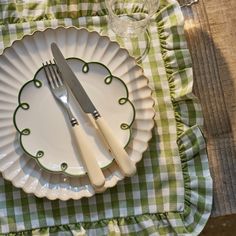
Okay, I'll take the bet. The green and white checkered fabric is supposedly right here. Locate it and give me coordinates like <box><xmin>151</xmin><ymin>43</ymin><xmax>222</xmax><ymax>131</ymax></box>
<box><xmin>0</xmin><ymin>0</ymin><xmax>212</xmax><ymax>235</ymax></box>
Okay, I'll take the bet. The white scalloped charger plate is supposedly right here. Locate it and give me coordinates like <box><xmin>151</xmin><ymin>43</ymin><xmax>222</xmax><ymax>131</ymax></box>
<box><xmin>0</xmin><ymin>27</ymin><xmax>155</xmax><ymax>200</ymax></box>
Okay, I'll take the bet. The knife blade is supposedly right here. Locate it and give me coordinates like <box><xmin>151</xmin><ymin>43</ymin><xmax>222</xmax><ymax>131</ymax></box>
<box><xmin>51</xmin><ymin>42</ymin><xmax>136</xmax><ymax>177</ymax></box>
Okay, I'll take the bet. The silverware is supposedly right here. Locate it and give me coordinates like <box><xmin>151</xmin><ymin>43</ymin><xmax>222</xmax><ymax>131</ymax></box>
<box><xmin>51</xmin><ymin>43</ymin><xmax>136</xmax><ymax>177</ymax></box>
<box><xmin>42</xmin><ymin>61</ymin><xmax>105</xmax><ymax>188</ymax></box>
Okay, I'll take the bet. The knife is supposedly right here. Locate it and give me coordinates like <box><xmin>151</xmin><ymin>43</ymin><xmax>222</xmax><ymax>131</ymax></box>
<box><xmin>51</xmin><ymin>42</ymin><xmax>136</xmax><ymax>177</ymax></box>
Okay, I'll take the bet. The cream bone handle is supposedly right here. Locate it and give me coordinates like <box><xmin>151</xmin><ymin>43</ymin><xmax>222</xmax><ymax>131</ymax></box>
<box><xmin>94</xmin><ymin>116</ymin><xmax>136</xmax><ymax>177</ymax></box>
<box><xmin>71</xmin><ymin>121</ymin><xmax>106</xmax><ymax>188</ymax></box>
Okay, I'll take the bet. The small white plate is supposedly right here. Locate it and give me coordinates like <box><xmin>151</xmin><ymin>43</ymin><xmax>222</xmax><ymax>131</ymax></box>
<box><xmin>13</xmin><ymin>58</ymin><xmax>135</xmax><ymax>176</ymax></box>
<box><xmin>0</xmin><ymin>27</ymin><xmax>155</xmax><ymax>200</ymax></box>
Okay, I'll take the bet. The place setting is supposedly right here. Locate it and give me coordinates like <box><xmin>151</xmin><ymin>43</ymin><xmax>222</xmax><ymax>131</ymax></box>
<box><xmin>1</xmin><ymin>24</ymin><xmax>155</xmax><ymax>199</ymax></box>
<box><xmin>0</xmin><ymin>0</ymin><xmax>213</xmax><ymax>235</ymax></box>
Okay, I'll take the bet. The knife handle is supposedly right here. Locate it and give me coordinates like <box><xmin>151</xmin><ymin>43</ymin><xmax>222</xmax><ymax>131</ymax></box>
<box><xmin>71</xmin><ymin>124</ymin><xmax>105</xmax><ymax>188</ymax></box>
<box><xmin>95</xmin><ymin>116</ymin><xmax>136</xmax><ymax>177</ymax></box>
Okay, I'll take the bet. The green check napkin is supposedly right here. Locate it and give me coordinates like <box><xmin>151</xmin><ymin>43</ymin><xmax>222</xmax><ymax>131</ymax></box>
<box><xmin>0</xmin><ymin>0</ymin><xmax>212</xmax><ymax>235</ymax></box>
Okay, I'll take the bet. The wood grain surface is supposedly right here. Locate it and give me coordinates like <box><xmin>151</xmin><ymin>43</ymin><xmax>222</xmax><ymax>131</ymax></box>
<box><xmin>178</xmin><ymin>0</ymin><xmax>236</xmax><ymax>219</ymax></box>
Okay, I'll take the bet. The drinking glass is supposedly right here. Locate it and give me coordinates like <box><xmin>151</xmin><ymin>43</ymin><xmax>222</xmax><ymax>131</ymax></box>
<box><xmin>105</xmin><ymin>0</ymin><xmax>160</xmax><ymax>62</ymax></box>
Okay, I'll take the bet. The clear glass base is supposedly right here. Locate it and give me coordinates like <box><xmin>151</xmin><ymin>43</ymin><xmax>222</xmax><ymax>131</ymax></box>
<box><xmin>102</xmin><ymin>22</ymin><xmax>151</xmax><ymax>63</ymax></box>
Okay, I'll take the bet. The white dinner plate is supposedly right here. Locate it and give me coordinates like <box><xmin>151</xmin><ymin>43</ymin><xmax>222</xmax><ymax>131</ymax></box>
<box><xmin>0</xmin><ymin>26</ymin><xmax>155</xmax><ymax>200</ymax></box>
<box><xmin>13</xmin><ymin>58</ymin><xmax>135</xmax><ymax>176</ymax></box>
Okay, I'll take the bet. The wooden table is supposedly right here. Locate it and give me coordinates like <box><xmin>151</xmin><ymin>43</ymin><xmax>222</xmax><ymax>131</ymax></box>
<box><xmin>178</xmin><ymin>0</ymin><xmax>236</xmax><ymax>234</ymax></box>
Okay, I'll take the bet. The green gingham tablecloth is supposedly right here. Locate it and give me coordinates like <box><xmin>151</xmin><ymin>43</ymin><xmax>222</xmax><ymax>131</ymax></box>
<box><xmin>0</xmin><ymin>0</ymin><xmax>213</xmax><ymax>235</ymax></box>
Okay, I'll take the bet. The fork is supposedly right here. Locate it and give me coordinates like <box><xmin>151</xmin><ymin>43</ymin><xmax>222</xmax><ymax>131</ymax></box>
<box><xmin>42</xmin><ymin>61</ymin><xmax>105</xmax><ymax>188</ymax></box>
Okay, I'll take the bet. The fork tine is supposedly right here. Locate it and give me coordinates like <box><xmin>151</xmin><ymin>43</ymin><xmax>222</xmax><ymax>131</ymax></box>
<box><xmin>46</xmin><ymin>61</ymin><xmax>58</xmax><ymax>88</ymax></box>
<box><xmin>49</xmin><ymin>60</ymin><xmax>63</xmax><ymax>86</ymax></box>
<box><xmin>42</xmin><ymin>62</ymin><xmax>53</xmax><ymax>89</ymax></box>
<box><xmin>52</xmin><ymin>59</ymin><xmax>64</xmax><ymax>85</ymax></box>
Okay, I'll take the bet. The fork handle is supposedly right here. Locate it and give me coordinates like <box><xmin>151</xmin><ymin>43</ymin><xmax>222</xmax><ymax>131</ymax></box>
<box><xmin>95</xmin><ymin>116</ymin><xmax>136</xmax><ymax>177</ymax></box>
<box><xmin>71</xmin><ymin>124</ymin><xmax>105</xmax><ymax>188</ymax></box>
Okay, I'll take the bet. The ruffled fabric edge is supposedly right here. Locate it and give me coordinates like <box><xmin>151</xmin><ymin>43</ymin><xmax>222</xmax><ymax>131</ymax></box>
<box><xmin>4</xmin><ymin>1</ymin><xmax>213</xmax><ymax>236</ymax></box>
<box><xmin>155</xmin><ymin>1</ymin><xmax>213</xmax><ymax>235</ymax></box>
